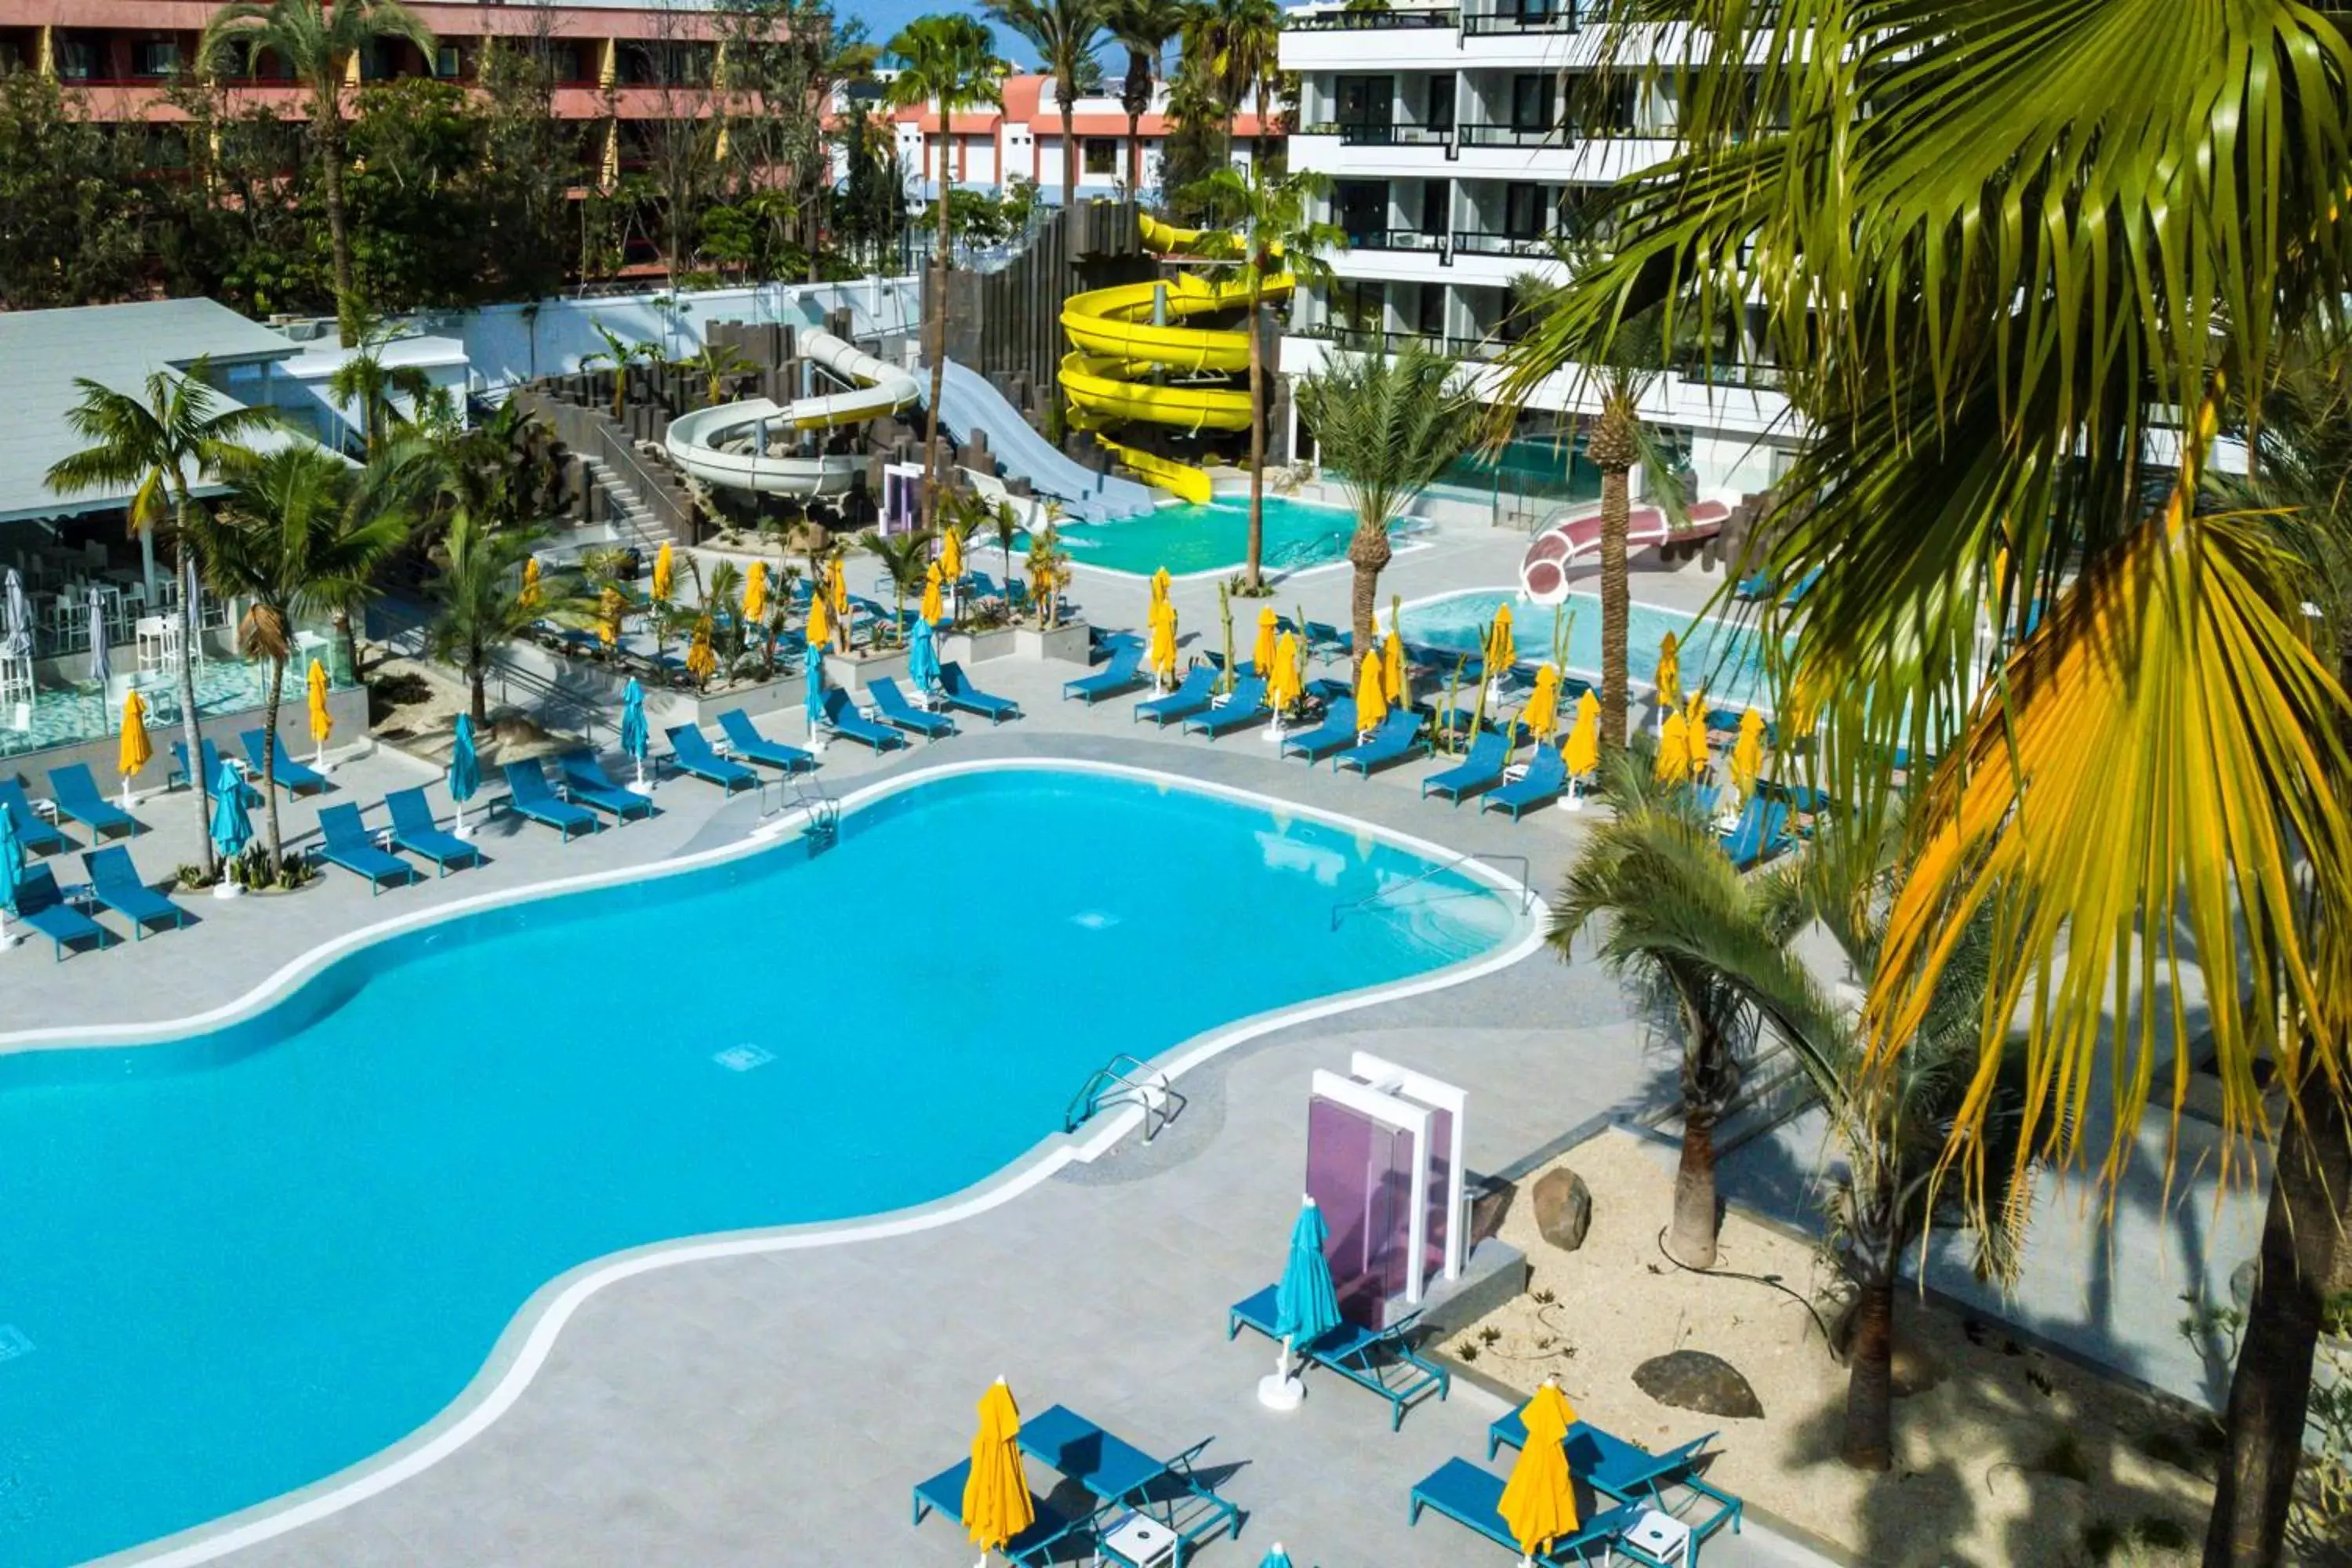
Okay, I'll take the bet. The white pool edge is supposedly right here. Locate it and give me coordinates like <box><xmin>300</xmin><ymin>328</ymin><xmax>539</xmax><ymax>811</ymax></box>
<box><xmin>82</xmin><ymin>755</ymin><xmax>1548</xmax><ymax>1567</ymax></box>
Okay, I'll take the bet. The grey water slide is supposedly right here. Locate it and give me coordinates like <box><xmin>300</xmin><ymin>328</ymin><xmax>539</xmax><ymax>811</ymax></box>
<box><xmin>925</xmin><ymin>358</ymin><xmax>1155</xmax><ymax>523</ymax></box>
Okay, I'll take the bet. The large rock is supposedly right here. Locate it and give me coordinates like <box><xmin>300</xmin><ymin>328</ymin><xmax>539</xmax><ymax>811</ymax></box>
<box><xmin>1530</xmin><ymin>1168</ymin><xmax>1592</xmax><ymax>1253</ymax></box>
<box><xmin>1632</xmin><ymin>1350</ymin><xmax>1766</xmax><ymax>1420</ymax></box>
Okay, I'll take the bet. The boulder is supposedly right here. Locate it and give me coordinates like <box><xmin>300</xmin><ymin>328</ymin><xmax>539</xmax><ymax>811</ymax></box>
<box><xmin>1530</xmin><ymin>1168</ymin><xmax>1592</xmax><ymax>1253</ymax></box>
<box><xmin>1632</xmin><ymin>1350</ymin><xmax>1765</xmax><ymax>1420</ymax></box>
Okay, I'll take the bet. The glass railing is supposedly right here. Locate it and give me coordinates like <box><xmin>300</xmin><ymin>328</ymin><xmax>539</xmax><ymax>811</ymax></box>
<box><xmin>1345</xmin><ymin>227</ymin><xmax>1452</xmax><ymax>253</ymax></box>
<box><xmin>1460</xmin><ymin>2</ymin><xmax>1579</xmax><ymax>31</ymax></box>
<box><xmin>1454</xmin><ymin>123</ymin><xmax>1569</xmax><ymax>148</ymax></box>
<box><xmin>1286</xmin><ymin>6</ymin><xmax>1461</xmax><ymax>29</ymax></box>
<box><xmin>1294</xmin><ymin>321</ymin><xmax>1504</xmax><ymax>361</ymax></box>
<box><xmin>1451</xmin><ymin>229</ymin><xmax>1569</xmax><ymax>258</ymax></box>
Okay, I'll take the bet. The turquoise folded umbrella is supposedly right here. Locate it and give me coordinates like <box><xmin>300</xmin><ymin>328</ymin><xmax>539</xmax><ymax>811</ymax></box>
<box><xmin>449</xmin><ymin>713</ymin><xmax>480</xmax><ymax>805</ymax></box>
<box><xmin>209</xmin><ymin>757</ymin><xmax>251</xmax><ymax>864</ymax></box>
<box><xmin>907</xmin><ymin>615</ymin><xmax>941</xmax><ymax>695</ymax></box>
<box><xmin>804</xmin><ymin>643</ymin><xmax>826</xmax><ymax>731</ymax></box>
<box><xmin>620</xmin><ymin>678</ymin><xmax>649</xmax><ymax>771</ymax></box>
<box><xmin>1257</xmin><ymin>1548</ymin><xmax>1295</xmax><ymax>1568</ymax></box>
<box><xmin>0</xmin><ymin>806</ymin><xmax>21</xmax><ymax>916</ymax></box>
<box><xmin>1275</xmin><ymin>1196</ymin><xmax>1341</xmax><ymax>1354</ymax></box>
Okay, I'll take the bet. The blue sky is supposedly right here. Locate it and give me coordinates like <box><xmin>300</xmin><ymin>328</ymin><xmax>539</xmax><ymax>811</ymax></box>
<box><xmin>847</xmin><ymin>1</ymin><xmax>1044</xmax><ymax>67</ymax></box>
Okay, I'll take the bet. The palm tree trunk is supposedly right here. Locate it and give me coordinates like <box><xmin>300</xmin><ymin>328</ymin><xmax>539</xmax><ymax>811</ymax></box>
<box><xmin>317</xmin><ymin>99</ymin><xmax>359</xmax><ymax>349</ymax></box>
<box><xmin>171</xmin><ymin>510</ymin><xmax>215</xmax><ymax>878</ymax></box>
<box><xmin>470</xmin><ymin>655</ymin><xmax>489</xmax><ymax>726</ymax></box>
<box><xmin>1127</xmin><ymin>107</ymin><xmax>1143</xmax><ymax>191</ymax></box>
<box><xmin>1246</xmin><ymin>278</ymin><xmax>1266</xmax><ymax>591</ymax></box>
<box><xmin>2204</xmin><ymin>1075</ymin><xmax>2352</xmax><ymax>1566</ymax></box>
<box><xmin>1346</xmin><ymin>519</ymin><xmax>1390</xmax><ymax>657</ymax></box>
<box><xmin>261</xmin><ymin>656</ymin><xmax>285</xmax><ymax>873</ymax></box>
<box><xmin>335</xmin><ymin>608</ymin><xmax>361</xmax><ymax>685</ymax></box>
<box><xmin>1062</xmin><ymin>96</ymin><xmax>1079</xmax><ymax>208</ymax></box>
<box><xmin>1671</xmin><ymin>1107</ymin><xmax>1719</xmax><ymax>1269</ymax></box>
<box><xmin>1599</xmin><ymin>463</ymin><xmax>1631</xmax><ymax>749</ymax></box>
<box><xmin>921</xmin><ymin>124</ymin><xmax>951</xmax><ymax>519</ymax></box>
<box><xmin>1841</xmin><ymin>1273</ymin><xmax>1895</xmax><ymax>1472</ymax></box>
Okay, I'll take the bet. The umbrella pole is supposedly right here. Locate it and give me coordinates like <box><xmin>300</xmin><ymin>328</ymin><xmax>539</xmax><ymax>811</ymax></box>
<box><xmin>1257</xmin><ymin>1334</ymin><xmax>1305</xmax><ymax>1411</ymax></box>
<box><xmin>454</xmin><ymin>799</ymin><xmax>470</xmax><ymax>840</ymax></box>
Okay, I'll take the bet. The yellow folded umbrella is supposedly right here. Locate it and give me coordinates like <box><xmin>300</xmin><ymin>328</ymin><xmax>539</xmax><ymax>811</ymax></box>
<box><xmin>1252</xmin><ymin>606</ymin><xmax>1278</xmax><ymax>676</ymax></box>
<box><xmin>1486</xmin><ymin>602</ymin><xmax>1515</xmax><ymax>673</ymax></box>
<box><xmin>1731</xmin><ymin>707</ymin><xmax>1767</xmax><ymax>796</ymax></box>
<box><xmin>1656</xmin><ymin>630</ymin><xmax>1682</xmax><ymax>710</ymax></box>
<box><xmin>1150</xmin><ymin>565</ymin><xmax>1171</xmax><ymax>607</ymax></box>
<box><xmin>1268</xmin><ymin>630</ymin><xmax>1302</xmax><ymax>711</ymax></box>
<box><xmin>686</xmin><ymin>616</ymin><xmax>716</xmax><ymax>684</ymax></box>
<box><xmin>827</xmin><ymin>555</ymin><xmax>848</xmax><ymax>620</ymax></box>
<box><xmin>519</xmin><ymin>556</ymin><xmax>540</xmax><ymax>610</ymax></box>
<box><xmin>1656</xmin><ymin>710</ymin><xmax>1693</xmax><ymax>783</ymax></box>
<box><xmin>1355</xmin><ymin>651</ymin><xmax>1389</xmax><ymax>732</ymax></box>
<box><xmin>1381</xmin><ymin>630</ymin><xmax>1406</xmax><ymax>708</ymax></box>
<box><xmin>598</xmin><ymin>586</ymin><xmax>623</xmax><ymax>649</ymax></box>
<box><xmin>1561</xmin><ymin>689</ymin><xmax>1600</xmax><ymax>779</ymax></box>
<box><xmin>805</xmin><ymin>589</ymin><xmax>832</xmax><ymax>652</ymax></box>
<box><xmin>744</xmin><ymin>561</ymin><xmax>768</xmax><ymax>624</ymax></box>
<box><xmin>960</xmin><ymin>1378</ymin><xmax>1036</xmax><ymax>1558</ymax></box>
<box><xmin>942</xmin><ymin>528</ymin><xmax>964</xmax><ymax>581</ymax></box>
<box><xmin>1683</xmin><ymin>691</ymin><xmax>1710</xmax><ymax>776</ymax></box>
<box><xmin>652</xmin><ymin>543</ymin><xmax>674</xmax><ymax>604</ymax></box>
<box><xmin>1522</xmin><ymin>664</ymin><xmax>1562</xmax><ymax>741</ymax></box>
<box><xmin>920</xmin><ymin>561</ymin><xmax>944</xmax><ymax>625</ymax></box>
<box><xmin>307</xmin><ymin>658</ymin><xmax>333</xmax><ymax>748</ymax></box>
<box><xmin>118</xmin><ymin>691</ymin><xmax>151</xmax><ymax>781</ymax></box>
<box><xmin>1146</xmin><ymin>599</ymin><xmax>1178</xmax><ymax>681</ymax></box>
<box><xmin>1498</xmin><ymin>1381</ymin><xmax>1581</xmax><ymax>1556</ymax></box>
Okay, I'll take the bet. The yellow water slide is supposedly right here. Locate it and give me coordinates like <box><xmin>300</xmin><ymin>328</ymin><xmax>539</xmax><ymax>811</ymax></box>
<box><xmin>1057</xmin><ymin>216</ymin><xmax>1291</xmax><ymax>503</ymax></box>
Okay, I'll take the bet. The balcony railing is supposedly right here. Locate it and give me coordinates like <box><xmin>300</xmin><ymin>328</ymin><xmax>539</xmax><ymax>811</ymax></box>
<box><xmin>1454</xmin><ymin>122</ymin><xmax>1569</xmax><ymax>149</ymax></box>
<box><xmin>1287</xmin><ymin>5</ymin><xmax>1461</xmax><ymax>28</ymax></box>
<box><xmin>1298</xmin><ymin>122</ymin><xmax>1453</xmax><ymax>147</ymax></box>
<box><xmin>1460</xmin><ymin>4</ymin><xmax>1581</xmax><ymax>34</ymax></box>
<box><xmin>1295</xmin><ymin>321</ymin><xmax>1504</xmax><ymax>361</ymax></box>
<box><xmin>1342</xmin><ymin>227</ymin><xmax>1451</xmax><ymax>254</ymax></box>
<box><xmin>1451</xmin><ymin>228</ymin><xmax>1570</xmax><ymax>259</ymax></box>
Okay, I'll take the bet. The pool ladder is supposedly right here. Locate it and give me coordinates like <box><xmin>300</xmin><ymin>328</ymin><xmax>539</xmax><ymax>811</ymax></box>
<box><xmin>1330</xmin><ymin>851</ymin><xmax>1535</xmax><ymax>931</ymax></box>
<box><xmin>762</xmin><ymin>775</ymin><xmax>840</xmax><ymax>849</ymax></box>
<box><xmin>1065</xmin><ymin>1054</ymin><xmax>1185</xmax><ymax>1143</ymax></box>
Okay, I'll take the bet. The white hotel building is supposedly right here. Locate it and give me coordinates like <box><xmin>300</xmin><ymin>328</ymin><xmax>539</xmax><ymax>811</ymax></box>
<box><xmin>1278</xmin><ymin>1</ymin><xmax>1798</xmax><ymax>512</ymax></box>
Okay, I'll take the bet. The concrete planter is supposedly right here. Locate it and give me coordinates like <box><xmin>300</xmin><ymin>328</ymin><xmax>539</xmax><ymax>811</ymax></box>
<box><xmin>822</xmin><ymin>647</ymin><xmax>909</xmax><ymax>692</ymax></box>
<box><xmin>689</xmin><ymin>668</ymin><xmax>805</xmax><ymax>724</ymax></box>
<box><xmin>942</xmin><ymin>628</ymin><xmax>1019</xmax><ymax>666</ymax></box>
<box><xmin>1014</xmin><ymin>621</ymin><xmax>1092</xmax><ymax>664</ymax></box>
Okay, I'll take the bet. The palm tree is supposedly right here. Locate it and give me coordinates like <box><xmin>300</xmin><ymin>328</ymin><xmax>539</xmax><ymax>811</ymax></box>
<box><xmin>1294</xmin><ymin>343</ymin><xmax>1476</xmax><ymax>656</ymax></box>
<box><xmin>1500</xmin><ymin>7</ymin><xmax>2352</xmax><ymax>1555</ymax></box>
<box><xmin>886</xmin><ymin>16</ymin><xmax>1009</xmax><ymax>520</ymax></box>
<box><xmin>677</xmin><ymin>339</ymin><xmax>755</xmax><ymax>408</ymax></box>
<box><xmin>580</xmin><ymin>320</ymin><xmax>662</xmax><ymax>423</ymax></box>
<box><xmin>983</xmin><ymin>0</ymin><xmax>1106</xmax><ymax>208</ymax></box>
<box><xmin>198</xmin><ymin>0</ymin><xmax>437</xmax><ymax>347</ymax></box>
<box><xmin>1188</xmin><ymin>163</ymin><xmax>1343</xmax><ymax>592</ymax></box>
<box><xmin>1183</xmin><ymin>0</ymin><xmax>1279</xmax><ymax>165</ymax></box>
<box><xmin>860</xmin><ymin>526</ymin><xmax>935</xmax><ymax>644</ymax></box>
<box><xmin>185</xmin><ymin>447</ymin><xmax>409</xmax><ymax>869</ymax></box>
<box><xmin>325</xmin><ymin>327</ymin><xmax>445</xmax><ymax>458</ymax></box>
<box><xmin>1026</xmin><ymin>523</ymin><xmax>1071</xmax><ymax>627</ymax></box>
<box><xmin>426</xmin><ymin>510</ymin><xmax>581</xmax><ymax>726</ymax></box>
<box><xmin>1105</xmin><ymin>0</ymin><xmax>1182</xmax><ymax>192</ymax></box>
<box><xmin>987</xmin><ymin>496</ymin><xmax>1023</xmax><ymax>586</ymax></box>
<box><xmin>44</xmin><ymin>358</ymin><xmax>281</xmax><ymax>877</ymax></box>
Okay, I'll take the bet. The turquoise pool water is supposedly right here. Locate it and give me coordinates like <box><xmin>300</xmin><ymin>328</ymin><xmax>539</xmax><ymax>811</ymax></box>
<box><xmin>1040</xmin><ymin>496</ymin><xmax>1410</xmax><ymax>577</ymax></box>
<box><xmin>1398</xmin><ymin>588</ymin><xmax>1781</xmax><ymax>710</ymax></box>
<box><xmin>0</xmin><ymin>768</ymin><xmax>1518</xmax><ymax>1565</ymax></box>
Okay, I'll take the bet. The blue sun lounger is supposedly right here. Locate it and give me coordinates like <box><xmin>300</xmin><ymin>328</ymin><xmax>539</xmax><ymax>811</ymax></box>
<box><xmin>558</xmin><ymin>750</ymin><xmax>657</xmax><ymax>819</ymax></box>
<box><xmin>1064</xmin><ymin>643</ymin><xmax>1146</xmax><ymax>704</ymax></box>
<box><xmin>715</xmin><ymin>709</ymin><xmax>815</xmax><ymax>772</ymax></box>
<box><xmin>1722</xmin><ymin>797</ymin><xmax>1794</xmax><ymax>869</ymax></box>
<box><xmin>83</xmin><ymin>846</ymin><xmax>190</xmax><ymax>938</ymax></box>
<box><xmin>1182</xmin><ymin>673</ymin><xmax>1269</xmax><ymax>739</ymax></box>
<box><xmin>868</xmin><ymin>676</ymin><xmax>956</xmax><ymax>739</ymax></box>
<box><xmin>1483</xmin><ymin>745</ymin><xmax>1570</xmax><ymax>820</ymax></box>
<box><xmin>0</xmin><ymin>779</ymin><xmax>67</xmax><ymax>855</ymax></box>
<box><xmin>1229</xmin><ymin>1284</ymin><xmax>1450</xmax><ymax>1430</ymax></box>
<box><xmin>1408</xmin><ymin>1457</ymin><xmax>1650</xmax><ymax>1565</ymax></box>
<box><xmin>47</xmin><ymin>764</ymin><xmax>138</xmax><ymax>839</ymax></box>
<box><xmin>171</xmin><ymin>740</ymin><xmax>261</xmax><ymax>805</ymax></box>
<box><xmin>1422</xmin><ymin>730</ymin><xmax>1510</xmax><ymax>803</ymax></box>
<box><xmin>1488</xmin><ymin>1404</ymin><xmax>1744</xmax><ymax>1547</ymax></box>
<box><xmin>912</xmin><ymin>1460</ymin><xmax>1090</xmax><ymax>1566</ymax></box>
<box><xmin>938</xmin><ymin>662</ymin><xmax>1019</xmax><ymax>724</ymax></box>
<box><xmin>1019</xmin><ymin>1404</ymin><xmax>1245</xmax><ymax>1557</ymax></box>
<box><xmin>1134</xmin><ymin>664</ymin><xmax>1217</xmax><ymax>727</ymax></box>
<box><xmin>316</xmin><ymin>804</ymin><xmax>421</xmax><ymax>895</ymax></box>
<box><xmin>1333</xmin><ymin>712</ymin><xmax>1429</xmax><ymax>779</ymax></box>
<box><xmin>1279</xmin><ymin>698</ymin><xmax>1359</xmax><ymax>763</ymax></box>
<box><xmin>1303</xmin><ymin>619</ymin><xmax>1352</xmax><ymax>658</ymax></box>
<box><xmin>12</xmin><ymin>863</ymin><xmax>110</xmax><ymax>960</ymax></box>
<box><xmin>501</xmin><ymin>760</ymin><xmax>598</xmax><ymax>840</ymax></box>
<box><xmin>664</xmin><ymin>725</ymin><xmax>759</xmax><ymax>793</ymax></box>
<box><xmin>384</xmin><ymin>788</ymin><xmax>483</xmax><ymax>876</ymax></box>
<box><xmin>240</xmin><ymin>729</ymin><xmax>328</xmax><ymax>796</ymax></box>
<box><xmin>819</xmin><ymin>688</ymin><xmax>910</xmax><ymax>751</ymax></box>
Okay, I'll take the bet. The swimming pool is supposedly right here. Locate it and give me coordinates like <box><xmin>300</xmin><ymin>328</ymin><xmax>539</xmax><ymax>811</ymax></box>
<box><xmin>1036</xmin><ymin>495</ymin><xmax>1413</xmax><ymax>578</ymax></box>
<box><xmin>1397</xmin><ymin>588</ymin><xmax>1782</xmax><ymax>710</ymax></box>
<box><xmin>0</xmin><ymin>766</ymin><xmax>1523</xmax><ymax>1565</ymax></box>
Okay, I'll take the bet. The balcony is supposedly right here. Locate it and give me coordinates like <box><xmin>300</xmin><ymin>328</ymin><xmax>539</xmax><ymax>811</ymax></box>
<box><xmin>1287</xmin><ymin>6</ymin><xmax>1461</xmax><ymax>29</ymax></box>
<box><xmin>1454</xmin><ymin>123</ymin><xmax>1566</xmax><ymax>150</ymax></box>
<box><xmin>1294</xmin><ymin>321</ymin><xmax>1503</xmax><ymax>361</ymax></box>
<box><xmin>1451</xmin><ymin>229</ymin><xmax>1565</xmax><ymax>259</ymax></box>
<box><xmin>1341</xmin><ymin>227</ymin><xmax>1452</xmax><ymax>256</ymax></box>
<box><xmin>1460</xmin><ymin>2</ymin><xmax>1581</xmax><ymax>34</ymax></box>
<box><xmin>1298</xmin><ymin>122</ymin><xmax>1453</xmax><ymax>148</ymax></box>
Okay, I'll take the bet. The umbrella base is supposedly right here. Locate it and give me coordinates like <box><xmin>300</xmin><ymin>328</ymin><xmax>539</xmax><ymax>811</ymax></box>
<box><xmin>211</xmin><ymin>882</ymin><xmax>244</xmax><ymax>901</ymax></box>
<box><xmin>1256</xmin><ymin>1374</ymin><xmax>1305</xmax><ymax>1412</ymax></box>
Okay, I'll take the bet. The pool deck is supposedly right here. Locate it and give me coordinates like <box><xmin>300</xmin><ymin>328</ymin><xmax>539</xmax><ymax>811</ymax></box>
<box><xmin>7</xmin><ymin>522</ymin><xmax>2230</xmax><ymax>1566</ymax></box>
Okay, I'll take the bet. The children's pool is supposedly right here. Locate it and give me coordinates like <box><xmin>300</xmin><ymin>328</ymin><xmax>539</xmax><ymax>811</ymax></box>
<box><xmin>1037</xmin><ymin>495</ymin><xmax>1419</xmax><ymax>578</ymax></box>
<box><xmin>1398</xmin><ymin>588</ymin><xmax>1782</xmax><ymax>710</ymax></box>
<box><xmin>0</xmin><ymin>766</ymin><xmax>1523</xmax><ymax>1565</ymax></box>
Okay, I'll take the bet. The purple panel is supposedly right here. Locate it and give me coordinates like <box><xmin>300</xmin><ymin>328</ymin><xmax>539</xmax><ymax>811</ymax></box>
<box><xmin>1424</xmin><ymin>1104</ymin><xmax>1453</xmax><ymax>1284</ymax></box>
<box><xmin>1306</xmin><ymin>1095</ymin><xmax>1411</xmax><ymax>1329</ymax></box>
<box><xmin>1370</xmin><ymin>1118</ymin><xmax>1414</xmax><ymax>1325</ymax></box>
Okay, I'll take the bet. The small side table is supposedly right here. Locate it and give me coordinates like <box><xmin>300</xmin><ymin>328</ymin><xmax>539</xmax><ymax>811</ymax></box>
<box><xmin>1626</xmin><ymin>1508</ymin><xmax>1694</xmax><ymax>1568</ymax></box>
<box><xmin>1094</xmin><ymin>1511</ymin><xmax>1178</xmax><ymax>1568</ymax></box>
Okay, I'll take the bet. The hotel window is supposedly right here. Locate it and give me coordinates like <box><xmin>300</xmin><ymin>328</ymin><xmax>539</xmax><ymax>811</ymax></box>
<box><xmin>1503</xmin><ymin>182</ymin><xmax>1545</xmax><ymax>240</ymax></box>
<box><xmin>434</xmin><ymin>45</ymin><xmax>461</xmax><ymax>78</ymax></box>
<box><xmin>1416</xmin><ymin>283</ymin><xmax>1446</xmax><ymax>339</ymax></box>
<box><xmin>1508</xmin><ymin>74</ymin><xmax>1552</xmax><ymax>134</ymax></box>
<box><xmin>50</xmin><ymin>34</ymin><xmax>98</xmax><ymax>80</ymax></box>
<box><xmin>1419</xmin><ymin>179</ymin><xmax>1450</xmax><ymax>238</ymax></box>
<box><xmin>1083</xmin><ymin>137</ymin><xmax>1116</xmax><ymax>176</ymax></box>
<box><xmin>1425</xmin><ymin>75</ymin><xmax>1454</xmax><ymax>132</ymax></box>
<box><xmin>132</xmin><ymin>38</ymin><xmax>180</xmax><ymax>78</ymax></box>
